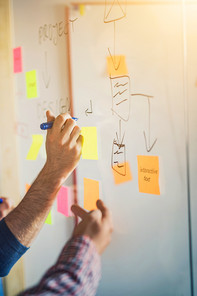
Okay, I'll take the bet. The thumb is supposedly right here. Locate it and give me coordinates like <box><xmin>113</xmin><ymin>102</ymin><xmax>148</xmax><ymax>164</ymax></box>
<box><xmin>46</xmin><ymin>110</ymin><xmax>55</xmax><ymax>122</ymax></box>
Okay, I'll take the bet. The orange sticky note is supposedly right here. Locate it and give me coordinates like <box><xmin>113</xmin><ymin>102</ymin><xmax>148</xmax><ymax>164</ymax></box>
<box><xmin>25</xmin><ymin>184</ymin><xmax>31</xmax><ymax>192</ymax></box>
<box><xmin>137</xmin><ymin>155</ymin><xmax>160</xmax><ymax>195</ymax></box>
<box><xmin>107</xmin><ymin>55</ymin><xmax>128</xmax><ymax>77</ymax></box>
<box><xmin>84</xmin><ymin>178</ymin><xmax>99</xmax><ymax>211</ymax></box>
<box><xmin>112</xmin><ymin>162</ymin><xmax>132</xmax><ymax>185</ymax></box>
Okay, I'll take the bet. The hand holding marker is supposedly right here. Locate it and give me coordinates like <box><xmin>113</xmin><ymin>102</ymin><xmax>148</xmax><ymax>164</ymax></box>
<box><xmin>40</xmin><ymin>117</ymin><xmax>78</xmax><ymax>130</ymax></box>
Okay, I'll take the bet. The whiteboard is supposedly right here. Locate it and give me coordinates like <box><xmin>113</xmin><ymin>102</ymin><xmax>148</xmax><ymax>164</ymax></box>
<box><xmin>69</xmin><ymin>2</ymin><xmax>196</xmax><ymax>296</ymax></box>
<box><xmin>12</xmin><ymin>0</ymin><xmax>197</xmax><ymax>295</ymax></box>
<box><xmin>12</xmin><ymin>0</ymin><xmax>76</xmax><ymax>288</ymax></box>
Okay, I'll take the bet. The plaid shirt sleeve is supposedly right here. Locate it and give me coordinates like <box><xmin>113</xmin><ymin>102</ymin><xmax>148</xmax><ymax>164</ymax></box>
<box><xmin>19</xmin><ymin>236</ymin><xmax>101</xmax><ymax>296</ymax></box>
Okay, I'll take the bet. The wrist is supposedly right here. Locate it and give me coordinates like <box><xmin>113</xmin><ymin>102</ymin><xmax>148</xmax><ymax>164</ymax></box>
<box><xmin>43</xmin><ymin>161</ymin><xmax>70</xmax><ymax>185</ymax></box>
<box><xmin>24</xmin><ymin>162</ymin><xmax>71</xmax><ymax>206</ymax></box>
<box><xmin>36</xmin><ymin>164</ymin><xmax>63</xmax><ymax>195</ymax></box>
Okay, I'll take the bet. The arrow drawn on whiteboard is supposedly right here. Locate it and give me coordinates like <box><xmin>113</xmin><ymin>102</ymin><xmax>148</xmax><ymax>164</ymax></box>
<box><xmin>108</xmin><ymin>22</ymin><xmax>121</xmax><ymax>71</ymax></box>
<box><xmin>143</xmin><ymin>96</ymin><xmax>157</xmax><ymax>152</ymax></box>
<box><xmin>131</xmin><ymin>93</ymin><xmax>157</xmax><ymax>152</ymax></box>
<box><xmin>85</xmin><ymin>100</ymin><xmax>93</xmax><ymax>116</ymax></box>
<box><xmin>42</xmin><ymin>51</ymin><xmax>50</xmax><ymax>88</ymax></box>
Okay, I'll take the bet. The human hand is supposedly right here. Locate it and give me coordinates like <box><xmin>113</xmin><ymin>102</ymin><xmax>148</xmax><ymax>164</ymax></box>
<box><xmin>71</xmin><ymin>200</ymin><xmax>113</xmax><ymax>254</ymax></box>
<box><xmin>0</xmin><ymin>197</ymin><xmax>14</xmax><ymax>221</ymax></box>
<box><xmin>44</xmin><ymin>110</ymin><xmax>83</xmax><ymax>185</ymax></box>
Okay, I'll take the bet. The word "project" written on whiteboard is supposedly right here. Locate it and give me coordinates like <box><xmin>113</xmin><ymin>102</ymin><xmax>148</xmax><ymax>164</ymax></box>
<box><xmin>38</xmin><ymin>18</ymin><xmax>78</xmax><ymax>45</ymax></box>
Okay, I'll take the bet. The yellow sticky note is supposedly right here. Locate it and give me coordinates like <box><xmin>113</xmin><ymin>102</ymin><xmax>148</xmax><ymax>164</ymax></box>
<box><xmin>112</xmin><ymin>162</ymin><xmax>132</xmax><ymax>185</ymax></box>
<box><xmin>45</xmin><ymin>211</ymin><xmax>53</xmax><ymax>225</ymax></box>
<box><xmin>137</xmin><ymin>155</ymin><xmax>160</xmax><ymax>195</ymax></box>
<box><xmin>84</xmin><ymin>178</ymin><xmax>99</xmax><ymax>211</ymax></box>
<box><xmin>26</xmin><ymin>70</ymin><xmax>38</xmax><ymax>98</ymax></box>
<box><xmin>107</xmin><ymin>55</ymin><xmax>128</xmax><ymax>77</ymax></box>
<box><xmin>79</xmin><ymin>4</ymin><xmax>85</xmax><ymax>16</ymax></box>
<box><xmin>26</xmin><ymin>135</ymin><xmax>43</xmax><ymax>160</ymax></box>
<box><xmin>25</xmin><ymin>184</ymin><xmax>31</xmax><ymax>193</ymax></box>
<box><xmin>81</xmin><ymin>127</ymin><xmax>98</xmax><ymax>160</ymax></box>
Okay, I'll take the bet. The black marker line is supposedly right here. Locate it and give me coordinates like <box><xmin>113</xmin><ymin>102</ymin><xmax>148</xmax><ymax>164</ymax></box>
<box><xmin>113</xmin><ymin>88</ymin><xmax>128</xmax><ymax>98</ymax></box>
<box><xmin>114</xmin><ymin>82</ymin><xmax>128</xmax><ymax>87</ymax></box>
<box><xmin>116</xmin><ymin>99</ymin><xmax>128</xmax><ymax>106</ymax></box>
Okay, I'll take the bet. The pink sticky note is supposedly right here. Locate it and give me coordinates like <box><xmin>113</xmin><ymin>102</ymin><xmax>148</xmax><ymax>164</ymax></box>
<box><xmin>13</xmin><ymin>47</ymin><xmax>22</xmax><ymax>73</ymax></box>
<box><xmin>57</xmin><ymin>186</ymin><xmax>73</xmax><ymax>217</ymax></box>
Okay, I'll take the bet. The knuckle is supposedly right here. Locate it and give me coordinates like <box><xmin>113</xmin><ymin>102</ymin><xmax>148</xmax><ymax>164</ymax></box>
<box><xmin>73</xmin><ymin>144</ymin><xmax>81</xmax><ymax>156</ymax></box>
<box><xmin>56</xmin><ymin>113</ymin><xmax>70</xmax><ymax>124</ymax></box>
<box><xmin>75</xmin><ymin>126</ymin><xmax>81</xmax><ymax>133</ymax></box>
<box><xmin>66</xmin><ymin>141</ymin><xmax>72</xmax><ymax>150</ymax></box>
<box><xmin>66</xmin><ymin>118</ymin><xmax>74</xmax><ymax>125</ymax></box>
<box><xmin>77</xmin><ymin>143</ymin><xmax>82</xmax><ymax>153</ymax></box>
<box><xmin>57</xmin><ymin>114</ymin><xmax>65</xmax><ymax>122</ymax></box>
<box><xmin>72</xmin><ymin>145</ymin><xmax>78</xmax><ymax>155</ymax></box>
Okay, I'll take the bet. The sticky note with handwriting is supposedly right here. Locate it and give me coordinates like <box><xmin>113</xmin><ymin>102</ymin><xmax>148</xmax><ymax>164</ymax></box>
<box><xmin>112</xmin><ymin>162</ymin><xmax>132</xmax><ymax>185</ymax></box>
<box><xmin>107</xmin><ymin>55</ymin><xmax>128</xmax><ymax>77</ymax></box>
<box><xmin>84</xmin><ymin>178</ymin><xmax>99</xmax><ymax>211</ymax></box>
<box><xmin>25</xmin><ymin>70</ymin><xmax>38</xmax><ymax>98</ymax></box>
<box><xmin>26</xmin><ymin>135</ymin><xmax>43</xmax><ymax>160</ymax></box>
<box><xmin>81</xmin><ymin>127</ymin><xmax>98</xmax><ymax>160</ymax></box>
<box><xmin>57</xmin><ymin>186</ymin><xmax>73</xmax><ymax>217</ymax></box>
<box><xmin>137</xmin><ymin>155</ymin><xmax>160</xmax><ymax>195</ymax></box>
<box><xmin>13</xmin><ymin>47</ymin><xmax>22</xmax><ymax>73</ymax></box>
<box><xmin>45</xmin><ymin>211</ymin><xmax>53</xmax><ymax>225</ymax></box>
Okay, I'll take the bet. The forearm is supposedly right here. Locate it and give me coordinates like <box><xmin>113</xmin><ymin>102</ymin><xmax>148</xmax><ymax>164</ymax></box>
<box><xmin>5</xmin><ymin>163</ymin><xmax>65</xmax><ymax>247</ymax></box>
<box><xmin>19</xmin><ymin>236</ymin><xmax>101</xmax><ymax>296</ymax></box>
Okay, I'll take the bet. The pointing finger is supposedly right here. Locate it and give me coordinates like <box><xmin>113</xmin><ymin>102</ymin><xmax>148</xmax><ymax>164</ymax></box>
<box><xmin>96</xmin><ymin>199</ymin><xmax>111</xmax><ymax>220</ymax></box>
<box><xmin>71</xmin><ymin>204</ymin><xmax>87</xmax><ymax>219</ymax></box>
<box><xmin>52</xmin><ymin>113</ymin><xmax>71</xmax><ymax>133</ymax></box>
<box><xmin>46</xmin><ymin>110</ymin><xmax>55</xmax><ymax>122</ymax></box>
<box><xmin>46</xmin><ymin>110</ymin><xmax>55</xmax><ymax>135</ymax></box>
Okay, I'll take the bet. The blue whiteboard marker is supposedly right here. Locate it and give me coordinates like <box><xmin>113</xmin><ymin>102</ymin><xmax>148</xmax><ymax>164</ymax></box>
<box><xmin>40</xmin><ymin>117</ymin><xmax>78</xmax><ymax>130</ymax></box>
